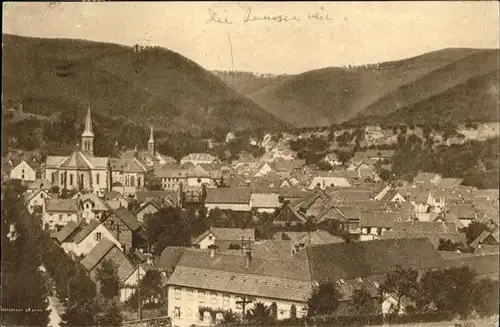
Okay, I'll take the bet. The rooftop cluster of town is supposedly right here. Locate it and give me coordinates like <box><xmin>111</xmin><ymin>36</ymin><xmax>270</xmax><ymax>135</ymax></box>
<box><xmin>2</xmin><ymin>107</ymin><xmax>499</xmax><ymax>327</ymax></box>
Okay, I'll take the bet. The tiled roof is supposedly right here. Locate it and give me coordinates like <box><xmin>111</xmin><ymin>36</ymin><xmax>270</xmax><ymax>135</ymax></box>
<box><xmin>27</xmin><ymin>178</ymin><xmax>53</xmax><ymax>190</ymax></box>
<box><xmin>50</xmin><ymin>221</ymin><xmax>80</xmax><ymax>244</ymax></box>
<box><xmin>87</xmin><ymin>156</ymin><xmax>109</xmax><ymax>169</ymax></box>
<box><xmin>45</xmin><ymin>156</ymin><xmax>68</xmax><ymax>168</ymax></box>
<box><xmin>392</xmin><ymin>221</ymin><xmax>459</xmax><ymax>233</ymax></box>
<box><xmin>413</xmin><ymin>172</ymin><xmax>441</xmax><ymax>184</ymax></box>
<box><xmin>173</xmin><ymin>250</ymin><xmax>310</xmax><ymax>281</ymax></box>
<box><xmin>72</xmin><ymin>219</ymin><xmax>101</xmax><ymax>244</ymax></box>
<box><xmin>81</xmin><ymin>238</ymin><xmax>136</xmax><ymax>284</ymax></box>
<box><xmin>193</xmin><ymin>227</ymin><xmax>255</xmax><ymax>244</ymax></box>
<box><xmin>443</xmin><ymin>254</ymin><xmax>500</xmax><ymax>279</ymax></box>
<box><xmin>448</xmin><ymin>203</ymin><xmax>476</xmax><ymax>219</ymax></box>
<box><xmin>80</xmin><ymin>193</ymin><xmax>111</xmax><ymax>211</ymax></box>
<box><xmin>335</xmin><ymin>277</ymin><xmax>381</xmax><ymax>302</ymax></box>
<box><xmin>250</xmin><ymin>193</ymin><xmax>280</xmax><ymax>209</ymax></box>
<box><xmin>154</xmin><ymin>246</ymin><xmax>192</xmax><ymax>270</ymax></box>
<box><xmin>360</xmin><ymin>211</ymin><xmax>403</xmax><ymax>228</ymax></box>
<box><xmin>205</xmin><ymin>188</ymin><xmax>252</xmax><ymax>204</ymax></box>
<box><xmin>58</xmin><ymin>151</ymin><xmax>93</xmax><ymax>169</ymax></box>
<box><xmin>168</xmin><ymin>265</ymin><xmax>312</xmax><ymax>302</ymax></box>
<box><xmin>383</xmin><ymin>230</ymin><xmax>467</xmax><ymax>248</ymax></box>
<box><xmin>437</xmin><ymin>178</ymin><xmax>463</xmax><ymax>189</ymax></box>
<box><xmin>136</xmin><ymin>190</ymin><xmax>179</xmax><ymax>204</ymax></box>
<box><xmin>45</xmin><ymin>199</ymin><xmax>79</xmax><ymax>212</ymax></box>
<box><xmin>81</xmin><ymin>238</ymin><xmax>116</xmax><ymax>271</ymax></box>
<box><xmin>113</xmin><ymin>207</ymin><xmax>142</xmax><ymax>231</ymax></box>
<box><xmin>305</xmin><ymin>238</ymin><xmax>445</xmax><ymax>283</ymax></box>
<box><xmin>336</xmin><ymin>207</ymin><xmax>362</xmax><ymax>220</ymax></box>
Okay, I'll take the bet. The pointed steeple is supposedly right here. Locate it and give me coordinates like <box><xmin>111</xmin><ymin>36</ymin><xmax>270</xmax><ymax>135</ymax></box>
<box><xmin>82</xmin><ymin>101</ymin><xmax>94</xmax><ymax>137</ymax></box>
<box><xmin>81</xmin><ymin>100</ymin><xmax>95</xmax><ymax>155</ymax></box>
<box><xmin>148</xmin><ymin>124</ymin><xmax>154</xmax><ymax>144</ymax></box>
<box><xmin>148</xmin><ymin>124</ymin><xmax>155</xmax><ymax>156</ymax></box>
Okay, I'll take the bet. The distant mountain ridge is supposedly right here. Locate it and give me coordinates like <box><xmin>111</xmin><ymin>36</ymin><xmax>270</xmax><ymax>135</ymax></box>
<box><xmin>2</xmin><ymin>34</ymin><xmax>287</xmax><ymax>135</ymax></box>
<box><xmin>213</xmin><ymin>48</ymin><xmax>500</xmax><ymax>127</ymax></box>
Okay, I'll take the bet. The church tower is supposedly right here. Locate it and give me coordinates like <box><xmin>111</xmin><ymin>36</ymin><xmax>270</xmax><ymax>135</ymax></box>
<box><xmin>148</xmin><ymin>124</ymin><xmax>155</xmax><ymax>156</ymax></box>
<box><xmin>81</xmin><ymin>102</ymin><xmax>94</xmax><ymax>156</ymax></box>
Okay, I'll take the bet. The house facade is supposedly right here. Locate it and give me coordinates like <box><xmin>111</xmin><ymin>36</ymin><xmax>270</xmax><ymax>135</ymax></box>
<box><xmin>10</xmin><ymin>160</ymin><xmax>37</xmax><ymax>182</ymax></box>
<box><xmin>62</xmin><ymin>220</ymin><xmax>122</xmax><ymax>256</ymax></box>
<box><xmin>43</xmin><ymin>198</ymin><xmax>80</xmax><ymax>231</ymax></box>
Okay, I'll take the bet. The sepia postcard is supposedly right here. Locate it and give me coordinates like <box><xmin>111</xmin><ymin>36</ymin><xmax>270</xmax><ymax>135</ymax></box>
<box><xmin>1</xmin><ymin>2</ymin><xmax>499</xmax><ymax>327</ymax></box>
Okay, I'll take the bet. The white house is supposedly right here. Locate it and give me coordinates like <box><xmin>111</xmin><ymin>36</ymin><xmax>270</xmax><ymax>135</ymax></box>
<box><xmin>167</xmin><ymin>250</ymin><xmax>310</xmax><ymax>327</ymax></box>
<box><xmin>10</xmin><ymin>160</ymin><xmax>37</xmax><ymax>182</ymax></box>
<box><xmin>24</xmin><ymin>189</ymin><xmax>51</xmax><ymax>214</ymax></box>
<box><xmin>80</xmin><ymin>193</ymin><xmax>112</xmax><ymax>223</ymax></box>
<box><xmin>192</xmin><ymin>227</ymin><xmax>255</xmax><ymax>249</ymax></box>
<box><xmin>43</xmin><ymin>198</ymin><xmax>80</xmax><ymax>231</ymax></box>
<box><xmin>51</xmin><ymin>220</ymin><xmax>122</xmax><ymax>256</ymax></box>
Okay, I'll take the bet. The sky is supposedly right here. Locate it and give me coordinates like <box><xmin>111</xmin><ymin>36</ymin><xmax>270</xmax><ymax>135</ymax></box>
<box><xmin>3</xmin><ymin>1</ymin><xmax>499</xmax><ymax>74</ymax></box>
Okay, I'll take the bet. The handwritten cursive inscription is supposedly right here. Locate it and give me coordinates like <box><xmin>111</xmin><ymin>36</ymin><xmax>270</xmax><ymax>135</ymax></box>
<box><xmin>243</xmin><ymin>7</ymin><xmax>300</xmax><ymax>23</ymax></box>
<box><xmin>206</xmin><ymin>8</ymin><xmax>234</xmax><ymax>24</ymax></box>
<box><xmin>205</xmin><ymin>7</ymin><xmax>335</xmax><ymax>25</ymax></box>
<box><xmin>308</xmin><ymin>7</ymin><xmax>333</xmax><ymax>21</ymax></box>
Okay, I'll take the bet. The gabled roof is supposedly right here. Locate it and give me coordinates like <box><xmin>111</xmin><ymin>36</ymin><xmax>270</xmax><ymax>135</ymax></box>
<box><xmin>360</xmin><ymin>211</ymin><xmax>404</xmax><ymax>228</ymax></box>
<box><xmin>50</xmin><ymin>221</ymin><xmax>80</xmax><ymax>244</ymax></box>
<box><xmin>45</xmin><ymin>198</ymin><xmax>79</xmax><ymax>212</ymax></box>
<box><xmin>168</xmin><ymin>265</ymin><xmax>311</xmax><ymax>303</ymax></box>
<box><xmin>45</xmin><ymin>156</ymin><xmax>68</xmax><ymax>168</ymax></box>
<box><xmin>470</xmin><ymin>227</ymin><xmax>500</xmax><ymax>249</ymax></box>
<box><xmin>154</xmin><ymin>246</ymin><xmax>193</xmax><ymax>270</ymax></box>
<box><xmin>193</xmin><ymin>227</ymin><xmax>255</xmax><ymax>244</ymax></box>
<box><xmin>205</xmin><ymin>188</ymin><xmax>252</xmax><ymax>204</ymax></box>
<box><xmin>112</xmin><ymin>207</ymin><xmax>142</xmax><ymax>231</ymax></box>
<box><xmin>305</xmin><ymin>238</ymin><xmax>445</xmax><ymax>283</ymax></box>
<box><xmin>27</xmin><ymin>178</ymin><xmax>53</xmax><ymax>190</ymax></box>
<box><xmin>443</xmin><ymin>253</ymin><xmax>500</xmax><ymax>279</ymax></box>
<box><xmin>80</xmin><ymin>193</ymin><xmax>111</xmax><ymax>211</ymax></box>
<box><xmin>72</xmin><ymin>219</ymin><xmax>101</xmax><ymax>244</ymax></box>
<box><xmin>136</xmin><ymin>190</ymin><xmax>179</xmax><ymax>204</ymax></box>
<box><xmin>58</xmin><ymin>151</ymin><xmax>93</xmax><ymax>169</ymax></box>
<box><xmin>80</xmin><ymin>238</ymin><xmax>136</xmax><ymax>284</ymax></box>
<box><xmin>448</xmin><ymin>203</ymin><xmax>476</xmax><ymax>219</ymax></box>
<box><xmin>80</xmin><ymin>238</ymin><xmax>116</xmax><ymax>271</ymax></box>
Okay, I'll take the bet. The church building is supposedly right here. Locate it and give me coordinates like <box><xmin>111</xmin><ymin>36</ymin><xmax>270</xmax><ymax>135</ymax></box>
<box><xmin>44</xmin><ymin>105</ymin><xmax>112</xmax><ymax>193</ymax></box>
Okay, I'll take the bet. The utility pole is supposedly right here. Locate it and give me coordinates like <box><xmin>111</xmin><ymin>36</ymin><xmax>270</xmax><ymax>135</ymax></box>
<box><xmin>236</xmin><ymin>296</ymin><xmax>253</xmax><ymax>322</ymax></box>
<box><xmin>137</xmin><ymin>266</ymin><xmax>142</xmax><ymax>320</ymax></box>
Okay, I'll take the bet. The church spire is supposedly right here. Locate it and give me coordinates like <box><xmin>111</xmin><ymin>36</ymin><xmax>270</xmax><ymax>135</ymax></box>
<box><xmin>148</xmin><ymin>124</ymin><xmax>155</xmax><ymax>156</ymax></box>
<box><xmin>81</xmin><ymin>100</ymin><xmax>94</xmax><ymax>155</ymax></box>
<box><xmin>148</xmin><ymin>124</ymin><xmax>154</xmax><ymax>144</ymax></box>
<box><xmin>82</xmin><ymin>101</ymin><xmax>94</xmax><ymax>137</ymax></box>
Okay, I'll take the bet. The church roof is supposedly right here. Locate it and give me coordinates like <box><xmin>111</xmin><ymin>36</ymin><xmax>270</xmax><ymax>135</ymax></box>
<box><xmin>82</xmin><ymin>104</ymin><xmax>94</xmax><ymax>137</ymax></box>
<box><xmin>59</xmin><ymin>151</ymin><xmax>92</xmax><ymax>169</ymax></box>
<box><xmin>45</xmin><ymin>156</ymin><xmax>68</xmax><ymax>168</ymax></box>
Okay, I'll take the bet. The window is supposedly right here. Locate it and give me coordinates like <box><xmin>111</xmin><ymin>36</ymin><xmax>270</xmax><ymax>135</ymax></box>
<box><xmin>223</xmin><ymin>295</ymin><xmax>230</xmax><ymax>308</ymax></box>
<box><xmin>210</xmin><ymin>292</ymin><xmax>218</xmax><ymax>305</ymax></box>
<box><xmin>186</xmin><ymin>309</ymin><xmax>192</xmax><ymax>318</ymax></box>
<box><xmin>187</xmin><ymin>289</ymin><xmax>194</xmax><ymax>300</ymax></box>
<box><xmin>174</xmin><ymin>287</ymin><xmax>181</xmax><ymax>300</ymax></box>
<box><xmin>198</xmin><ymin>291</ymin><xmax>205</xmax><ymax>303</ymax></box>
<box><xmin>236</xmin><ymin>296</ymin><xmax>242</xmax><ymax>310</ymax></box>
<box><xmin>138</xmin><ymin>177</ymin><xmax>141</xmax><ymax>187</ymax></box>
<box><xmin>125</xmin><ymin>176</ymin><xmax>129</xmax><ymax>187</ymax></box>
<box><xmin>96</xmin><ymin>173</ymin><xmax>100</xmax><ymax>185</ymax></box>
<box><xmin>366</xmin><ymin>227</ymin><xmax>371</xmax><ymax>234</ymax></box>
<box><xmin>59</xmin><ymin>215</ymin><xmax>63</xmax><ymax>221</ymax></box>
<box><xmin>51</xmin><ymin>172</ymin><xmax>55</xmax><ymax>183</ymax></box>
<box><xmin>174</xmin><ymin>307</ymin><xmax>180</xmax><ymax>318</ymax></box>
<box><xmin>208</xmin><ymin>235</ymin><xmax>213</xmax><ymax>240</ymax></box>
<box><xmin>70</xmin><ymin>174</ymin><xmax>73</xmax><ymax>186</ymax></box>
<box><xmin>130</xmin><ymin>176</ymin><xmax>135</xmax><ymax>187</ymax></box>
<box><xmin>95</xmin><ymin>232</ymin><xmax>102</xmax><ymax>241</ymax></box>
<box><xmin>60</xmin><ymin>173</ymin><xmax>64</xmax><ymax>185</ymax></box>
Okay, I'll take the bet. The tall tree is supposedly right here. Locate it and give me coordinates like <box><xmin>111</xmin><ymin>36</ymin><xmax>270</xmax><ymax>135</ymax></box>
<box><xmin>350</xmin><ymin>288</ymin><xmax>378</xmax><ymax>316</ymax></box>
<box><xmin>246</xmin><ymin>302</ymin><xmax>273</xmax><ymax>325</ymax></box>
<box><xmin>95</xmin><ymin>259</ymin><xmax>120</xmax><ymax>299</ymax></box>
<box><xmin>381</xmin><ymin>265</ymin><xmax>419</xmax><ymax>314</ymax></box>
<box><xmin>1</xmin><ymin>180</ymin><xmax>50</xmax><ymax>327</ymax></box>
<box><xmin>307</xmin><ymin>282</ymin><xmax>340</xmax><ymax>316</ymax></box>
